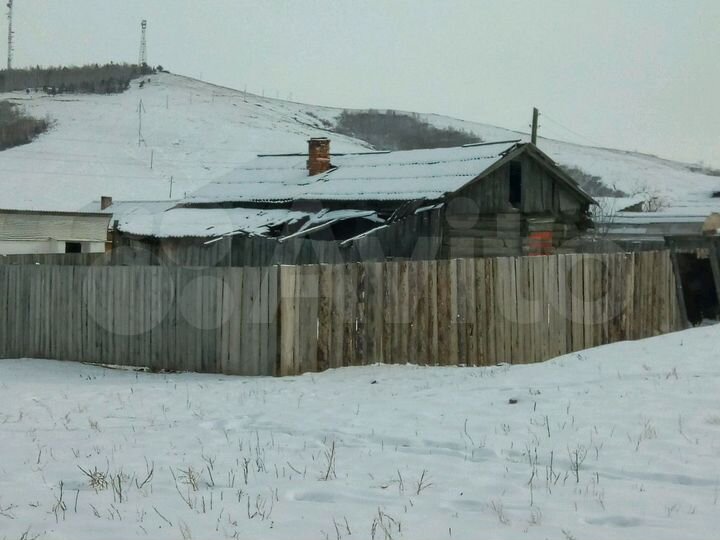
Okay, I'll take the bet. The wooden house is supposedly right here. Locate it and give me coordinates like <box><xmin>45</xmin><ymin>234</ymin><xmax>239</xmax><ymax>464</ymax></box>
<box><xmin>114</xmin><ymin>139</ymin><xmax>595</xmax><ymax>265</ymax></box>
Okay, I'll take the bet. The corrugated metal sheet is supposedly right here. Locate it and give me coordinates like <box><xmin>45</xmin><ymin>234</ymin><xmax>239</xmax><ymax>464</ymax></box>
<box><xmin>185</xmin><ymin>142</ymin><xmax>519</xmax><ymax>204</ymax></box>
<box><xmin>0</xmin><ymin>211</ymin><xmax>111</xmax><ymax>242</ymax></box>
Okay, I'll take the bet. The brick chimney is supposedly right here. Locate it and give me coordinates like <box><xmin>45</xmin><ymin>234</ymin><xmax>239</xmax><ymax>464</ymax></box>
<box><xmin>307</xmin><ymin>137</ymin><xmax>331</xmax><ymax>176</ymax></box>
<box><xmin>100</xmin><ymin>196</ymin><xmax>113</xmax><ymax>210</ymax></box>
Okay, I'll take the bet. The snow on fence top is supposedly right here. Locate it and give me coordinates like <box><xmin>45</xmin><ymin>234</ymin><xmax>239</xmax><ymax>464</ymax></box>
<box><xmin>184</xmin><ymin>141</ymin><xmax>520</xmax><ymax>204</ymax></box>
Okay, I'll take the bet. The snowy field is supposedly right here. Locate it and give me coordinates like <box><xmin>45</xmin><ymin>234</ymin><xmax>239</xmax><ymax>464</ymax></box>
<box><xmin>1</xmin><ymin>326</ymin><xmax>719</xmax><ymax>539</ymax></box>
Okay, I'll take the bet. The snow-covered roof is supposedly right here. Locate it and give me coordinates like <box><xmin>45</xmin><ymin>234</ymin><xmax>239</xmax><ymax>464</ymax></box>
<box><xmin>595</xmin><ymin>197</ymin><xmax>720</xmax><ymax>224</ymax></box>
<box><xmin>184</xmin><ymin>142</ymin><xmax>521</xmax><ymax>204</ymax></box>
<box><xmin>116</xmin><ymin>207</ymin><xmax>383</xmax><ymax>239</ymax></box>
<box><xmin>656</xmin><ymin>199</ymin><xmax>720</xmax><ymax>218</ymax></box>
<box><xmin>593</xmin><ymin>196</ymin><xmax>647</xmax><ymax>213</ymax></box>
<box><xmin>80</xmin><ymin>199</ymin><xmax>179</xmax><ymax>218</ymax></box>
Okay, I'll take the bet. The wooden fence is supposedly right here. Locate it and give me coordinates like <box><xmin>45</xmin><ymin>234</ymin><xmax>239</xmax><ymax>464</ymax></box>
<box><xmin>277</xmin><ymin>250</ymin><xmax>683</xmax><ymax>374</ymax></box>
<box><xmin>0</xmin><ymin>265</ymin><xmax>278</xmax><ymax>375</ymax></box>
<box><xmin>0</xmin><ymin>252</ymin><xmax>106</xmax><ymax>266</ymax></box>
<box><xmin>0</xmin><ymin>251</ymin><xmax>683</xmax><ymax>375</ymax></box>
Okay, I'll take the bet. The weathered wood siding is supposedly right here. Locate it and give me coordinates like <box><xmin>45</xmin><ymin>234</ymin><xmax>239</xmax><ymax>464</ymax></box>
<box><xmin>0</xmin><ymin>265</ymin><xmax>279</xmax><ymax>375</ymax></box>
<box><xmin>449</xmin><ymin>153</ymin><xmax>584</xmax><ymax>216</ymax></box>
<box><xmin>442</xmin><ymin>154</ymin><xmax>589</xmax><ymax>257</ymax></box>
<box><xmin>278</xmin><ymin>251</ymin><xmax>683</xmax><ymax>374</ymax></box>
<box><xmin>0</xmin><ymin>251</ymin><xmax>683</xmax><ymax>376</ymax></box>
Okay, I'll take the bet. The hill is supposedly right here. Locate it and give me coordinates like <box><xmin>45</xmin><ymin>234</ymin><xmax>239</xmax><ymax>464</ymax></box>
<box><xmin>0</xmin><ymin>73</ymin><xmax>718</xmax><ymax>212</ymax></box>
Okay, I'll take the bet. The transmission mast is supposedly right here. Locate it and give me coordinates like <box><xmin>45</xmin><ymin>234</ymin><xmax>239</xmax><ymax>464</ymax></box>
<box><xmin>6</xmin><ymin>0</ymin><xmax>14</xmax><ymax>70</ymax></box>
<box><xmin>138</xmin><ymin>19</ymin><xmax>147</xmax><ymax>67</ymax></box>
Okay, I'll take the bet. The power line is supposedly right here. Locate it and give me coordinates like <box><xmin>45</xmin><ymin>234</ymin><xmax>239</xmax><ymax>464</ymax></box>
<box><xmin>24</xmin><ymin>135</ymin><xmax>293</xmax><ymax>154</ymax></box>
<box><xmin>0</xmin><ymin>153</ymin><xmax>210</xmax><ymax>167</ymax></box>
<box><xmin>137</xmin><ymin>98</ymin><xmax>146</xmax><ymax>147</ymax></box>
<box><xmin>538</xmin><ymin>112</ymin><xmax>603</xmax><ymax>147</ymax></box>
<box><xmin>4</xmin><ymin>148</ymin><xmax>256</xmax><ymax>167</ymax></box>
<box><xmin>0</xmin><ymin>166</ymin><xmax>172</xmax><ymax>181</ymax></box>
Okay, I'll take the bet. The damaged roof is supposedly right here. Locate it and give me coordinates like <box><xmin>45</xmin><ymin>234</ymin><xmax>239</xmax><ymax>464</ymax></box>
<box><xmin>116</xmin><ymin>141</ymin><xmax>594</xmax><ymax>239</ymax></box>
<box><xmin>115</xmin><ymin>207</ymin><xmax>383</xmax><ymax>239</ymax></box>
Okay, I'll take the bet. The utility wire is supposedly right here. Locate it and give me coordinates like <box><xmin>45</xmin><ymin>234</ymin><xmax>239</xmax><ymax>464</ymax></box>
<box><xmin>537</xmin><ymin>112</ymin><xmax>603</xmax><ymax>147</ymax></box>
<box><xmin>0</xmin><ymin>152</ymin><xmax>244</xmax><ymax>168</ymax></box>
<box><xmin>17</xmin><ymin>135</ymin><xmax>292</xmax><ymax>154</ymax></box>
<box><xmin>0</xmin><ymin>166</ymin><xmax>173</xmax><ymax>181</ymax></box>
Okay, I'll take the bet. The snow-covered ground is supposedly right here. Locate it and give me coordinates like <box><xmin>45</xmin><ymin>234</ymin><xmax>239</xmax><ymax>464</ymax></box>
<box><xmin>1</xmin><ymin>72</ymin><xmax>719</xmax><ymax>213</ymax></box>
<box><xmin>1</xmin><ymin>325</ymin><xmax>719</xmax><ymax>539</ymax></box>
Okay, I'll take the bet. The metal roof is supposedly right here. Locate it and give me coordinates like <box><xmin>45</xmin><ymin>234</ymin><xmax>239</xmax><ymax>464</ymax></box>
<box><xmin>184</xmin><ymin>141</ymin><xmax>522</xmax><ymax>204</ymax></box>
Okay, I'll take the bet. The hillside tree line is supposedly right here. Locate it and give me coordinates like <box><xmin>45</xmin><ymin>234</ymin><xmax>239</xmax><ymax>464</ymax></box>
<box><xmin>0</xmin><ymin>101</ymin><xmax>50</xmax><ymax>150</ymax></box>
<box><xmin>559</xmin><ymin>165</ymin><xmax>627</xmax><ymax>197</ymax></box>
<box><xmin>335</xmin><ymin>109</ymin><xmax>481</xmax><ymax>151</ymax></box>
<box><xmin>0</xmin><ymin>63</ymin><xmax>155</xmax><ymax>95</ymax></box>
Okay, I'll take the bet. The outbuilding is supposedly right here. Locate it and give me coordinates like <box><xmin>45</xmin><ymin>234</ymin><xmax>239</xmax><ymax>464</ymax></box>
<box><xmin>115</xmin><ymin>139</ymin><xmax>596</xmax><ymax>265</ymax></box>
<box><xmin>0</xmin><ymin>208</ymin><xmax>111</xmax><ymax>255</ymax></box>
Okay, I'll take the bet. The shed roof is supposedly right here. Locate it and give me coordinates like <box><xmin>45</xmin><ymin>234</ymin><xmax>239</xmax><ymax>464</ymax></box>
<box><xmin>116</xmin><ymin>207</ymin><xmax>383</xmax><ymax>239</ymax></box>
<box><xmin>184</xmin><ymin>141</ymin><xmax>533</xmax><ymax>204</ymax></box>
<box><xmin>83</xmin><ymin>200</ymin><xmax>180</xmax><ymax>217</ymax></box>
<box><xmin>594</xmin><ymin>197</ymin><xmax>720</xmax><ymax>224</ymax></box>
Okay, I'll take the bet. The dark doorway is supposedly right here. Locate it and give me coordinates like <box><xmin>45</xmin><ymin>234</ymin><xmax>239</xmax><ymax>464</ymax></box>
<box><xmin>65</xmin><ymin>242</ymin><xmax>82</xmax><ymax>254</ymax></box>
<box><xmin>509</xmin><ymin>161</ymin><xmax>522</xmax><ymax>208</ymax></box>
<box><xmin>677</xmin><ymin>253</ymin><xmax>720</xmax><ymax>324</ymax></box>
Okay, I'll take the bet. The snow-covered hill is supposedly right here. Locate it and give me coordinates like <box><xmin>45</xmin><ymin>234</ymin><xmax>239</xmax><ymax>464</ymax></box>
<box><xmin>1</xmin><ymin>73</ymin><xmax>719</xmax><ymax>212</ymax></box>
<box><xmin>0</xmin><ymin>74</ymin><xmax>368</xmax><ymax>211</ymax></box>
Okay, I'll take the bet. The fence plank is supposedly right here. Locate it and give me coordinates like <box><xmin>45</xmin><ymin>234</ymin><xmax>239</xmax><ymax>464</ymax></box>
<box><xmin>428</xmin><ymin>260</ymin><xmax>439</xmax><ymax>366</ymax></box>
<box><xmin>557</xmin><ymin>254</ymin><xmax>571</xmax><ymax>357</ymax></box>
<box><xmin>473</xmin><ymin>258</ymin><xmax>487</xmax><ymax>365</ymax></box>
<box><xmin>279</xmin><ymin>266</ymin><xmax>296</xmax><ymax>376</ymax></box>
<box><xmin>399</xmin><ymin>261</ymin><xmax>411</xmax><ymax>364</ymax></box>
<box><xmin>436</xmin><ymin>260</ymin><xmax>450</xmax><ymax>365</ymax></box>
<box><xmin>484</xmin><ymin>258</ymin><xmax>496</xmax><ymax>364</ymax></box>
<box><xmin>448</xmin><ymin>259</ymin><xmax>461</xmax><ymax>366</ymax></box>
<box><xmin>317</xmin><ymin>264</ymin><xmax>332</xmax><ymax>372</ymax></box>
<box><xmin>343</xmin><ymin>263</ymin><xmax>358</xmax><ymax>368</ymax></box>
<box><xmin>298</xmin><ymin>265</ymin><xmax>320</xmax><ymax>375</ymax></box>
<box><xmin>370</xmin><ymin>262</ymin><xmax>384</xmax><ymax>364</ymax></box>
<box><xmin>464</xmin><ymin>259</ymin><xmax>478</xmax><ymax>366</ymax></box>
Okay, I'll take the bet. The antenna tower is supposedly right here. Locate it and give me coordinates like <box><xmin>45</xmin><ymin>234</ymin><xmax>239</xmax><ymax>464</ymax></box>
<box><xmin>6</xmin><ymin>0</ymin><xmax>14</xmax><ymax>70</ymax></box>
<box><xmin>139</xmin><ymin>19</ymin><xmax>147</xmax><ymax>67</ymax></box>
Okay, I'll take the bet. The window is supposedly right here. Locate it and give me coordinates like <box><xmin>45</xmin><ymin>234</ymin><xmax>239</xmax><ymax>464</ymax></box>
<box><xmin>509</xmin><ymin>161</ymin><xmax>522</xmax><ymax>208</ymax></box>
<box><xmin>65</xmin><ymin>242</ymin><xmax>82</xmax><ymax>253</ymax></box>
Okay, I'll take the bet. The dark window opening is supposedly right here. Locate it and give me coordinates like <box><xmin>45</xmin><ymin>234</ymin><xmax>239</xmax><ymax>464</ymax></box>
<box><xmin>677</xmin><ymin>253</ymin><xmax>719</xmax><ymax>324</ymax></box>
<box><xmin>65</xmin><ymin>242</ymin><xmax>82</xmax><ymax>254</ymax></box>
<box><xmin>509</xmin><ymin>161</ymin><xmax>522</xmax><ymax>208</ymax></box>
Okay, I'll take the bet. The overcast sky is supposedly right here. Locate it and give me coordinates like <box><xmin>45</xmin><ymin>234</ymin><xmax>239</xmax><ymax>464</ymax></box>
<box><xmin>4</xmin><ymin>0</ymin><xmax>719</xmax><ymax>166</ymax></box>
